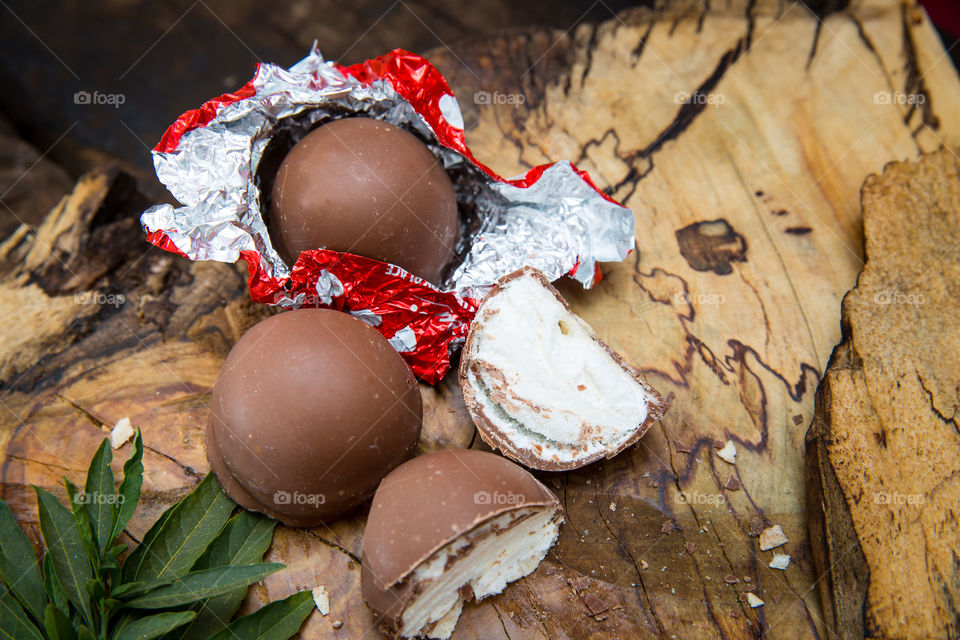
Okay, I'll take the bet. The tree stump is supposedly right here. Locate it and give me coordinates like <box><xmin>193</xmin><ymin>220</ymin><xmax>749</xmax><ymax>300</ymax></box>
<box><xmin>2</xmin><ymin>0</ymin><xmax>959</xmax><ymax>638</ymax></box>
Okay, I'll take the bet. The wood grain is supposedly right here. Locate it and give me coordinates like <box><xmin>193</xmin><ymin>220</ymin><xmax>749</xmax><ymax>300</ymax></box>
<box><xmin>1</xmin><ymin>0</ymin><xmax>959</xmax><ymax>638</ymax></box>
<box><xmin>806</xmin><ymin>149</ymin><xmax>960</xmax><ymax>639</ymax></box>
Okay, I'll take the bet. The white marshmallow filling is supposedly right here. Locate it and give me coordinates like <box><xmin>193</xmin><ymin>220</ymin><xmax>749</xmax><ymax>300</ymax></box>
<box><xmin>466</xmin><ymin>274</ymin><xmax>656</xmax><ymax>464</ymax></box>
<box><xmin>398</xmin><ymin>507</ymin><xmax>560</xmax><ymax>639</ymax></box>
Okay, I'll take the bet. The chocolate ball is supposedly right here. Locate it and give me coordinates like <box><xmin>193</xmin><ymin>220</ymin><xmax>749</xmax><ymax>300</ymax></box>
<box><xmin>269</xmin><ymin>117</ymin><xmax>460</xmax><ymax>283</ymax></box>
<box><xmin>206</xmin><ymin>309</ymin><xmax>422</xmax><ymax>526</ymax></box>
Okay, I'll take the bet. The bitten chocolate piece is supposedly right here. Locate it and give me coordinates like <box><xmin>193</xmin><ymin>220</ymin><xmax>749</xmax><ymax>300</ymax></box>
<box><xmin>362</xmin><ymin>449</ymin><xmax>562</xmax><ymax>639</ymax></box>
<box><xmin>206</xmin><ymin>309</ymin><xmax>422</xmax><ymax>527</ymax></box>
<box><xmin>269</xmin><ymin>117</ymin><xmax>460</xmax><ymax>283</ymax></box>
<box><xmin>459</xmin><ymin>267</ymin><xmax>669</xmax><ymax>471</ymax></box>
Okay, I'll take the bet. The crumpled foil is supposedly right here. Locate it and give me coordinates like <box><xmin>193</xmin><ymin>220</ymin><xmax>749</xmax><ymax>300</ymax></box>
<box><xmin>141</xmin><ymin>46</ymin><xmax>635</xmax><ymax>383</ymax></box>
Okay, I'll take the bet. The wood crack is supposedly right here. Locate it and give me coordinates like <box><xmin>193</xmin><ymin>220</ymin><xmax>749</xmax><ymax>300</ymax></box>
<box><xmin>591</xmin><ymin>483</ymin><xmax>669</xmax><ymax>640</ymax></box>
<box><xmin>491</xmin><ymin>602</ymin><xmax>514</xmax><ymax>640</ymax></box>
<box><xmin>900</xmin><ymin>3</ymin><xmax>940</xmax><ymax>131</ymax></box>
<box><xmin>659</xmin><ymin>422</ymin><xmax>758</xmax><ymax>625</ymax></box>
<box><xmin>916</xmin><ymin>370</ymin><xmax>960</xmax><ymax>433</ymax></box>
<box><xmin>306</xmin><ymin>530</ymin><xmax>361</xmax><ymax>564</ymax></box>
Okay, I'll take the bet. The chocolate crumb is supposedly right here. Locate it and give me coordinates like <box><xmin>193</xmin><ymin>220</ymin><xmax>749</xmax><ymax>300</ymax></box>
<box><xmin>792</xmin><ymin>414</ymin><xmax>803</xmax><ymax>425</ymax></box>
<box><xmin>748</xmin><ymin>516</ymin><xmax>764</xmax><ymax>537</ymax></box>
<box><xmin>459</xmin><ymin>584</ymin><xmax>475</xmax><ymax>601</ymax></box>
<box><xmin>583</xmin><ymin>593</ymin><xmax>610</xmax><ymax>615</ymax></box>
<box><xmin>725</xmin><ymin>476</ymin><xmax>740</xmax><ymax>490</ymax></box>
<box><xmin>685</xmin><ymin>542</ymin><xmax>696</xmax><ymax>555</ymax></box>
<box><xmin>724</xmin><ymin>574</ymin><xmax>740</xmax><ymax>584</ymax></box>
<box><xmin>661</xmin><ymin>520</ymin><xmax>675</xmax><ymax>533</ymax></box>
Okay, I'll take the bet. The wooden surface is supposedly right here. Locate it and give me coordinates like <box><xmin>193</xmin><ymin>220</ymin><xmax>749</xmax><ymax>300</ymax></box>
<box><xmin>806</xmin><ymin>149</ymin><xmax>960</xmax><ymax>639</ymax></box>
<box><xmin>2</xmin><ymin>0</ymin><xmax>960</xmax><ymax>638</ymax></box>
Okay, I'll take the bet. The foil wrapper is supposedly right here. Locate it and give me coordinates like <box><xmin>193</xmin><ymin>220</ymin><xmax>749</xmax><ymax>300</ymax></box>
<box><xmin>141</xmin><ymin>46</ymin><xmax>635</xmax><ymax>383</ymax></box>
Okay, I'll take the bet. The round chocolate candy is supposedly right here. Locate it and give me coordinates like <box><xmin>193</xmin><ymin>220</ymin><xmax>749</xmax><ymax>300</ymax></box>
<box><xmin>269</xmin><ymin>117</ymin><xmax>460</xmax><ymax>284</ymax></box>
<box><xmin>206</xmin><ymin>308</ymin><xmax>422</xmax><ymax>526</ymax></box>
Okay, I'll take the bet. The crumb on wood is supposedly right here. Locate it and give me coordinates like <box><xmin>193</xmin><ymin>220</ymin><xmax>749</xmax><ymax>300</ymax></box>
<box><xmin>111</xmin><ymin>417</ymin><xmax>135</xmax><ymax>449</ymax></box>
<box><xmin>759</xmin><ymin>524</ymin><xmax>789</xmax><ymax>551</ymax></box>
<box><xmin>716</xmin><ymin>440</ymin><xmax>737</xmax><ymax>464</ymax></box>
<box><xmin>312</xmin><ymin>585</ymin><xmax>330</xmax><ymax>615</ymax></box>
<box><xmin>769</xmin><ymin>553</ymin><xmax>790</xmax><ymax>570</ymax></box>
<box><xmin>746</xmin><ymin>592</ymin><xmax>765</xmax><ymax>608</ymax></box>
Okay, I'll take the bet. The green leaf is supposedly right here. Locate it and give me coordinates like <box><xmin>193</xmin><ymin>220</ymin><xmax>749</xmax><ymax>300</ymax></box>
<box><xmin>112</xmin><ymin>612</ymin><xmax>196</xmax><ymax>640</ymax></box>
<box><xmin>0</xmin><ymin>586</ymin><xmax>44</xmax><ymax>640</ymax></box>
<box><xmin>85</xmin><ymin>578</ymin><xmax>105</xmax><ymax>606</ymax></box>
<box><xmin>110</xmin><ymin>581</ymin><xmax>160</xmax><ymax>600</ymax></box>
<box><xmin>124</xmin><ymin>563</ymin><xmax>282</xmax><ymax>609</ymax></box>
<box><xmin>122</xmin><ymin>474</ymin><xmax>233</xmax><ymax>584</ymax></box>
<box><xmin>110</xmin><ymin>430</ymin><xmax>143</xmax><ymax>547</ymax></box>
<box><xmin>34</xmin><ymin>486</ymin><xmax>94</xmax><ymax>627</ymax></box>
<box><xmin>43</xmin><ymin>604</ymin><xmax>77</xmax><ymax>640</ymax></box>
<box><xmin>41</xmin><ymin>552</ymin><xmax>68</xmax><ymax>614</ymax></box>
<box><xmin>193</xmin><ymin>512</ymin><xmax>277</xmax><ymax>572</ymax></box>
<box><xmin>207</xmin><ymin>591</ymin><xmax>314</xmax><ymax>640</ymax></box>
<box><xmin>0</xmin><ymin>500</ymin><xmax>45</xmax><ymax>625</ymax></box>
<box><xmin>85</xmin><ymin>439</ymin><xmax>116</xmax><ymax>557</ymax></box>
<box><xmin>169</xmin><ymin>512</ymin><xmax>277</xmax><ymax>640</ymax></box>
<box><xmin>63</xmin><ymin>480</ymin><xmax>97</xmax><ymax>569</ymax></box>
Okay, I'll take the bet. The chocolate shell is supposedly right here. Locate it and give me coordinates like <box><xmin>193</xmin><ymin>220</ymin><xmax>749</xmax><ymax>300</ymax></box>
<box><xmin>459</xmin><ymin>267</ymin><xmax>670</xmax><ymax>471</ymax></box>
<box><xmin>269</xmin><ymin>117</ymin><xmax>460</xmax><ymax>284</ymax></box>
<box><xmin>361</xmin><ymin>449</ymin><xmax>562</xmax><ymax>639</ymax></box>
<box><xmin>206</xmin><ymin>308</ymin><xmax>422</xmax><ymax>526</ymax></box>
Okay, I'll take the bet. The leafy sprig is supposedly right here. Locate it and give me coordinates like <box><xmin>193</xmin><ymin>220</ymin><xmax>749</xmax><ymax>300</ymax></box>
<box><xmin>0</xmin><ymin>430</ymin><xmax>314</xmax><ymax>640</ymax></box>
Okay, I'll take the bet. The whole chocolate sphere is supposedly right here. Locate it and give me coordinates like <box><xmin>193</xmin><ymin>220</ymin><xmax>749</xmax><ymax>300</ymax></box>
<box><xmin>269</xmin><ymin>117</ymin><xmax>460</xmax><ymax>284</ymax></box>
<box><xmin>206</xmin><ymin>309</ymin><xmax>422</xmax><ymax>526</ymax></box>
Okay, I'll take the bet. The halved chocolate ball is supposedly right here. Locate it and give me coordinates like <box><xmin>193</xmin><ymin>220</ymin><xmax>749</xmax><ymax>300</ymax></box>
<box><xmin>459</xmin><ymin>267</ymin><xmax>669</xmax><ymax>470</ymax></box>
<box><xmin>206</xmin><ymin>309</ymin><xmax>422</xmax><ymax>527</ymax></box>
<box><xmin>269</xmin><ymin>117</ymin><xmax>460</xmax><ymax>284</ymax></box>
<box><xmin>362</xmin><ymin>449</ymin><xmax>563</xmax><ymax>639</ymax></box>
